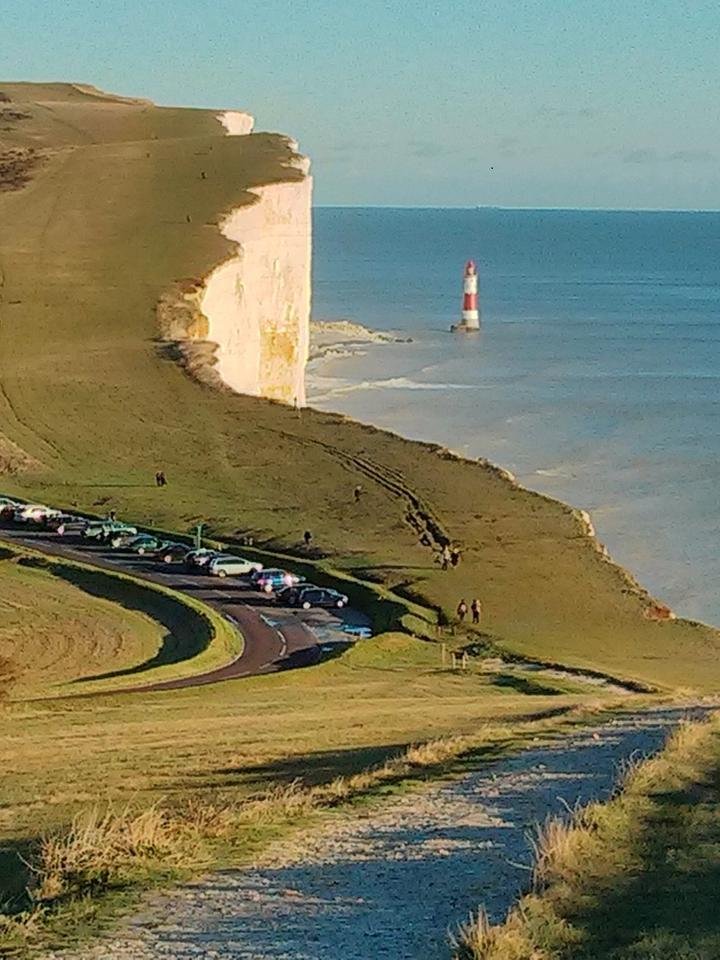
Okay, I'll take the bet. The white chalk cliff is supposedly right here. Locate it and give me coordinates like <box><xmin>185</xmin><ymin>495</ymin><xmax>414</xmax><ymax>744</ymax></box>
<box><xmin>197</xmin><ymin>113</ymin><xmax>312</xmax><ymax>406</ymax></box>
<box><xmin>218</xmin><ymin>110</ymin><xmax>255</xmax><ymax>136</ymax></box>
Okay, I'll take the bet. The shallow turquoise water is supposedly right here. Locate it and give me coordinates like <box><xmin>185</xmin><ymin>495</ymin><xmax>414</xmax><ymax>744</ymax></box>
<box><xmin>310</xmin><ymin>207</ymin><xmax>720</xmax><ymax>625</ymax></box>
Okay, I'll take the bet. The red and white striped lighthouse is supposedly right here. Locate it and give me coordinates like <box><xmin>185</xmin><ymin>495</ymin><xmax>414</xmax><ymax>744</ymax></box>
<box><xmin>459</xmin><ymin>259</ymin><xmax>480</xmax><ymax>330</ymax></box>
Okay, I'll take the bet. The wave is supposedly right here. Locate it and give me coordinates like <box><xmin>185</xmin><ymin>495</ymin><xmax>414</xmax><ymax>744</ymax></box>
<box><xmin>373</xmin><ymin>376</ymin><xmax>477</xmax><ymax>391</ymax></box>
<box><xmin>307</xmin><ymin>374</ymin><xmax>480</xmax><ymax>402</ymax></box>
<box><xmin>309</xmin><ymin>318</ymin><xmax>411</xmax><ymax>362</ymax></box>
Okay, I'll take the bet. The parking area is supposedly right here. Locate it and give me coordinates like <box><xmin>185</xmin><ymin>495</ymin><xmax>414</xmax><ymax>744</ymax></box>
<box><xmin>0</xmin><ymin>499</ymin><xmax>372</xmax><ymax>688</ymax></box>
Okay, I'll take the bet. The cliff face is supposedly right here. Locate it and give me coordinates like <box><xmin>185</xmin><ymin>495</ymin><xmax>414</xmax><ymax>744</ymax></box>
<box><xmin>193</xmin><ymin>115</ymin><xmax>311</xmax><ymax>406</ymax></box>
<box><xmin>199</xmin><ymin>170</ymin><xmax>312</xmax><ymax>406</ymax></box>
<box><xmin>218</xmin><ymin>110</ymin><xmax>255</xmax><ymax>136</ymax></box>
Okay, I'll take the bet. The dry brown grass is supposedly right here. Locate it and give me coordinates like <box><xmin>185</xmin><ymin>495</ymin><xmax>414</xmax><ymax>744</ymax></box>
<box><xmin>0</xmin><ymin>908</ymin><xmax>45</xmax><ymax>953</ymax></box>
<box><xmin>452</xmin><ymin>906</ymin><xmax>552</xmax><ymax>960</ymax></box>
<box><xmin>22</xmin><ymin>730</ymin><xmax>502</xmax><ymax>911</ymax></box>
<box><xmin>452</xmin><ymin>714</ymin><xmax>720</xmax><ymax>959</ymax></box>
<box><xmin>31</xmin><ymin>805</ymin><xmax>209</xmax><ymax>904</ymax></box>
<box><xmin>530</xmin><ymin>809</ymin><xmax>596</xmax><ymax>892</ymax></box>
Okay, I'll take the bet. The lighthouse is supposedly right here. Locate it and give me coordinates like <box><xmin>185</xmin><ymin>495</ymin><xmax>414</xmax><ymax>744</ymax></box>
<box><xmin>453</xmin><ymin>260</ymin><xmax>480</xmax><ymax>331</ymax></box>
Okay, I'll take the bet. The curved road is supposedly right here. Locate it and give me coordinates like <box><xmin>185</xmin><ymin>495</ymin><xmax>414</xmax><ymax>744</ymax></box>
<box><xmin>0</xmin><ymin>521</ymin><xmax>369</xmax><ymax>691</ymax></box>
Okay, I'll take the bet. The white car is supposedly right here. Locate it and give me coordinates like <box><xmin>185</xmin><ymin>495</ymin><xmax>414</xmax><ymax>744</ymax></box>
<box><xmin>207</xmin><ymin>556</ymin><xmax>263</xmax><ymax>578</ymax></box>
<box><xmin>14</xmin><ymin>504</ymin><xmax>62</xmax><ymax>523</ymax></box>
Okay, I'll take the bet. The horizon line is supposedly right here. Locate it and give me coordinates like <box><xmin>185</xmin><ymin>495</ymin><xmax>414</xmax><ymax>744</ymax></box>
<box><xmin>313</xmin><ymin>203</ymin><xmax>720</xmax><ymax>213</ymax></box>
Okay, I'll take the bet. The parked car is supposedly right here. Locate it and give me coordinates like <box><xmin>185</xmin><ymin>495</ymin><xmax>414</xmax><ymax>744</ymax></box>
<box><xmin>110</xmin><ymin>530</ymin><xmax>154</xmax><ymax>553</ymax></box>
<box><xmin>251</xmin><ymin>568</ymin><xmax>302</xmax><ymax>593</ymax></box>
<box><xmin>287</xmin><ymin>586</ymin><xmax>349</xmax><ymax>610</ymax></box>
<box><xmin>14</xmin><ymin>504</ymin><xmax>63</xmax><ymax>524</ymax></box>
<box><xmin>274</xmin><ymin>584</ymin><xmax>303</xmax><ymax>606</ymax></box>
<box><xmin>83</xmin><ymin>520</ymin><xmax>137</xmax><ymax>541</ymax></box>
<box><xmin>207</xmin><ymin>556</ymin><xmax>263</xmax><ymax>578</ymax></box>
<box><xmin>185</xmin><ymin>548</ymin><xmax>221</xmax><ymax>570</ymax></box>
<box><xmin>156</xmin><ymin>543</ymin><xmax>191</xmax><ymax>565</ymax></box>
<box><xmin>0</xmin><ymin>498</ymin><xmax>20</xmax><ymax>521</ymax></box>
<box><xmin>45</xmin><ymin>514</ymin><xmax>87</xmax><ymax>535</ymax></box>
<box><xmin>126</xmin><ymin>535</ymin><xmax>168</xmax><ymax>554</ymax></box>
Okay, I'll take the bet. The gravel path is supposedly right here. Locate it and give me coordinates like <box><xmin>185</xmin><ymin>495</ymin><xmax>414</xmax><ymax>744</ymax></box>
<box><xmin>51</xmin><ymin>707</ymin><xmax>704</xmax><ymax>960</ymax></box>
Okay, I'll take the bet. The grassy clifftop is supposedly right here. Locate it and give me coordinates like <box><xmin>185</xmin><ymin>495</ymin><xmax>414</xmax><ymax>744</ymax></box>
<box><xmin>1</xmin><ymin>82</ymin><xmax>718</xmax><ymax>691</ymax></box>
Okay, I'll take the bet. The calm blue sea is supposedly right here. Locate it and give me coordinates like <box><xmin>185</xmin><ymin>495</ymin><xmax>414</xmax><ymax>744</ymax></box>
<box><xmin>309</xmin><ymin>207</ymin><xmax>720</xmax><ymax>625</ymax></box>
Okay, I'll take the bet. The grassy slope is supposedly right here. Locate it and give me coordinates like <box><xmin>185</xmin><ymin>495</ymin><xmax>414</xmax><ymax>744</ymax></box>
<box><xmin>0</xmin><ymin>543</ymin><xmax>239</xmax><ymax>699</ymax></box>
<box><xmin>0</xmin><ymin>549</ymin><xmax>164</xmax><ymax>698</ymax></box>
<box><xmin>458</xmin><ymin>715</ymin><xmax>720</xmax><ymax>959</ymax></box>
<box><xmin>1</xmin><ymin>632</ymin><xmax>612</xmax><ymax>912</ymax></box>
<box><xmin>2</xmin><ymin>635</ymin><xmax>584</xmax><ymax>843</ymax></box>
<box><xmin>1</xmin><ymin>83</ymin><xmax>718</xmax><ymax>692</ymax></box>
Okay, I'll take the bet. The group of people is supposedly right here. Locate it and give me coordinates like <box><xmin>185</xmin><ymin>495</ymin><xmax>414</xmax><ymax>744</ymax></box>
<box><xmin>456</xmin><ymin>598</ymin><xmax>482</xmax><ymax>625</ymax></box>
<box><xmin>439</xmin><ymin>543</ymin><xmax>462</xmax><ymax>570</ymax></box>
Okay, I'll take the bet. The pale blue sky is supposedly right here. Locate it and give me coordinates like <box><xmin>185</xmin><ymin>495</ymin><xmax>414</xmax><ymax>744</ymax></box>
<box><xmin>2</xmin><ymin>0</ymin><xmax>718</xmax><ymax>207</ymax></box>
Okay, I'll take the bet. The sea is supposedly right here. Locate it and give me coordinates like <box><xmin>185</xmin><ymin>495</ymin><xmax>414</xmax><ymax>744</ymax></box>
<box><xmin>308</xmin><ymin>207</ymin><xmax>720</xmax><ymax>626</ymax></box>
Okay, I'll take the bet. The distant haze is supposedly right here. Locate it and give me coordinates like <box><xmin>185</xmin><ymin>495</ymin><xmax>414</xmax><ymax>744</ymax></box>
<box><xmin>2</xmin><ymin>0</ymin><xmax>718</xmax><ymax>208</ymax></box>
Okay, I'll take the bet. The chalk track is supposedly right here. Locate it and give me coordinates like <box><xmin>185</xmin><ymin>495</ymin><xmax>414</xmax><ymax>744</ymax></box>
<box><xmin>49</xmin><ymin>707</ymin><xmax>704</xmax><ymax>960</ymax></box>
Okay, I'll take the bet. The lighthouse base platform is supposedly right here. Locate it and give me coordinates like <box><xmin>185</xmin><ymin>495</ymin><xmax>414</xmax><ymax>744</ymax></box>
<box><xmin>451</xmin><ymin>321</ymin><xmax>481</xmax><ymax>332</ymax></box>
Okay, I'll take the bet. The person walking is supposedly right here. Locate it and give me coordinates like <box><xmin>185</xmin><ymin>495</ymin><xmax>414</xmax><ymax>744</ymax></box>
<box><xmin>456</xmin><ymin>599</ymin><xmax>468</xmax><ymax>622</ymax></box>
<box><xmin>354</xmin><ymin>485</ymin><xmax>363</xmax><ymax>503</ymax></box>
<box><xmin>303</xmin><ymin>530</ymin><xmax>313</xmax><ymax>548</ymax></box>
<box><xmin>450</xmin><ymin>546</ymin><xmax>462</xmax><ymax>568</ymax></box>
<box><xmin>471</xmin><ymin>598</ymin><xmax>482</xmax><ymax>625</ymax></box>
<box><xmin>440</xmin><ymin>544</ymin><xmax>452</xmax><ymax>570</ymax></box>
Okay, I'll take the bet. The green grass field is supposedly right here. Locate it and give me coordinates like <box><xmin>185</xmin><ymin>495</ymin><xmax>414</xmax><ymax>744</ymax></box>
<box><xmin>0</xmin><ymin>547</ymin><xmax>167</xmax><ymax>699</ymax></box>
<box><xmin>0</xmin><ymin>542</ymin><xmax>240</xmax><ymax>700</ymax></box>
<box><xmin>1</xmin><ymin>83</ymin><xmax>719</xmax><ymax>953</ymax></box>
<box><xmin>1</xmin><ymin>82</ymin><xmax>718</xmax><ymax>692</ymax></box>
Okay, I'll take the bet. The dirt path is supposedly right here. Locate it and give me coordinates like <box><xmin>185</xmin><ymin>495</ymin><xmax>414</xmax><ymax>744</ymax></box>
<box><xmin>49</xmin><ymin>706</ymin><xmax>707</xmax><ymax>960</ymax></box>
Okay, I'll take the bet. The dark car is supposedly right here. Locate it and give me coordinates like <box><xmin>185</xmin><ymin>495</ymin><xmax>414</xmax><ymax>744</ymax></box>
<box><xmin>47</xmin><ymin>514</ymin><xmax>88</xmax><ymax>536</ymax></box>
<box><xmin>274</xmin><ymin>584</ymin><xmax>303</xmax><ymax>606</ymax></box>
<box><xmin>185</xmin><ymin>548</ymin><xmax>222</xmax><ymax>570</ymax></box>
<box><xmin>251</xmin><ymin>568</ymin><xmax>303</xmax><ymax>593</ymax></box>
<box><xmin>0</xmin><ymin>496</ymin><xmax>20</xmax><ymax>519</ymax></box>
<box><xmin>287</xmin><ymin>586</ymin><xmax>349</xmax><ymax>610</ymax></box>
<box><xmin>155</xmin><ymin>542</ymin><xmax>191</xmax><ymax>565</ymax></box>
<box><xmin>0</xmin><ymin>500</ymin><xmax>19</xmax><ymax>522</ymax></box>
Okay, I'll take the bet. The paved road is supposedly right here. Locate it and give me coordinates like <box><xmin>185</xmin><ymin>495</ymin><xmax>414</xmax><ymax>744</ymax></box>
<box><xmin>0</xmin><ymin>522</ymin><xmax>371</xmax><ymax>691</ymax></box>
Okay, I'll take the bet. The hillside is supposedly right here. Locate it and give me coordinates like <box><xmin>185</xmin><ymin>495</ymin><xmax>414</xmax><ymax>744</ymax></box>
<box><xmin>1</xmin><ymin>82</ymin><xmax>719</xmax><ymax>690</ymax></box>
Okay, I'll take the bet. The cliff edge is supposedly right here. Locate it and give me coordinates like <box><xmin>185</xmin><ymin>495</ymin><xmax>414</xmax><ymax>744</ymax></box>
<box><xmin>2</xmin><ymin>82</ymin><xmax>719</xmax><ymax>693</ymax></box>
<box><xmin>156</xmin><ymin>111</ymin><xmax>312</xmax><ymax>407</ymax></box>
<box><xmin>200</xmin><ymin>138</ymin><xmax>311</xmax><ymax>406</ymax></box>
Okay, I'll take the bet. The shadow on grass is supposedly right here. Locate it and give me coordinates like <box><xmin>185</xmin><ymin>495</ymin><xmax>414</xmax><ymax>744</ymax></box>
<box><xmin>562</xmin><ymin>779</ymin><xmax>720</xmax><ymax>959</ymax></box>
<box><xmin>491</xmin><ymin>672</ymin><xmax>563</xmax><ymax>697</ymax></box>
<box><xmin>198</xmin><ymin>737</ymin><xmax>515</xmax><ymax>794</ymax></box>
<box><xmin>17</xmin><ymin>557</ymin><xmax>212</xmax><ymax>683</ymax></box>
<box><xmin>0</xmin><ymin>838</ymin><xmax>33</xmax><ymax>909</ymax></box>
<box><xmin>212</xmin><ymin>743</ymin><xmax>412</xmax><ymax>788</ymax></box>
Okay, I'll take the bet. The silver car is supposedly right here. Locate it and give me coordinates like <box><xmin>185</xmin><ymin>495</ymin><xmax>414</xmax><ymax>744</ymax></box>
<box><xmin>207</xmin><ymin>556</ymin><xmax>263</xmax><ymax>578</ymax></box>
